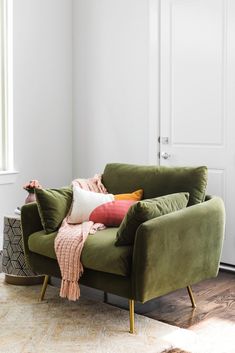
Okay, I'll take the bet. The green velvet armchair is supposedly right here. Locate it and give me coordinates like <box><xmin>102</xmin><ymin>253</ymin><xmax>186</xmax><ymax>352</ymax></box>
<box><xmin>21</xmin><ymin>163</ymin><xmax>225</xmax><ymax>333</ymax></box>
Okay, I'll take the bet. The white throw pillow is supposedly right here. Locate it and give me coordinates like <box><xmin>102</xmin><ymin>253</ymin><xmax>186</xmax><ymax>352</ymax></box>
<box><xmin>68</xmin><ymin>186</ymin><xmax>114</xmax><ymax>224</ymax></box>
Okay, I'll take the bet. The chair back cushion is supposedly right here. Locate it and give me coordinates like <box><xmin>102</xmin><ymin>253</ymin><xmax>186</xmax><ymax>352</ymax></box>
<box><xmin>102</xmin><ymin>163</ymin><xmax>207</xmax><ymax>206</ymax></box>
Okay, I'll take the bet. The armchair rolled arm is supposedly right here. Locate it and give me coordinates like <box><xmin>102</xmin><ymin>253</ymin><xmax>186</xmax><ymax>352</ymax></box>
<box><xmin>131</xmin><ymin>196</ymin><xmax>225</xmax><ymax>303</ymax></box>
<box><xmin>21</xmin><ymin>202</ymin><xmax>43</xmax><ymax>265</ymax></box>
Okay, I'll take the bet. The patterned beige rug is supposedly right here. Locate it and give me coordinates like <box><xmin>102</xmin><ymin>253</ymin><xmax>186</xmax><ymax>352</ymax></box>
<box><xmin>0</xmin><ymin>275</ymin><xmax>228</xmax><ymax>353</ymax></box>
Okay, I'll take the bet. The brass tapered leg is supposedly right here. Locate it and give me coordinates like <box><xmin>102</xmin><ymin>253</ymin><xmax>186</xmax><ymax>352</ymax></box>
<box><xmin>187</xmin><ymin>285</ymin><xmax>196</xmax><ymax>308</ymax></box>
<box><xmin>39</xmin><ymin>275</ymin><xmax>49</xmax><ymax>302</ymax></box>
<box><xmin>129</xmin><ymin>299</ymin><xmax>135</xmax><ymax>334</ymax></box>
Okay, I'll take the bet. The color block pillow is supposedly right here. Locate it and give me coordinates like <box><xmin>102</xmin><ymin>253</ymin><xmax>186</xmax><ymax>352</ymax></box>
<box><xmin>89</xmin><ymin>200</ymin><xmax>136</xmax><ymax>226</ymax></box>
<box><xmin>115</xmin><ymin>192</ymin><xmax>189</xmax><ymax>246</ymax></box>
<box><xmin>68</xmin><ymin>186</ymin><xmax>114</xmax><ymax>224</ymax></box>
<box><xmin>35</xmin><ymin>186</ymin><xmax>73</xmax><ymax>234</ymax></box>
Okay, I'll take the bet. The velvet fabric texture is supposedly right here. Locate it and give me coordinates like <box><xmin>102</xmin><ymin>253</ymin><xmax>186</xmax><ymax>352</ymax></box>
<box><xmin>102</xmin><ymin>163</ymin><xmax>207</xmax><ymax>206</ymax></box>
<box><xmin>21</xmin><ymin>164</ymin><xmax>225</xmax><ymax>306</ymax></box>
<box><xmin>114</xmin><ymin>189</ymin><xmax>143</xmax><ymax>201</ymax></box>
<box><xmin>116</xmin><ymin>192</ymin><xmax>189</xmax><ymax>246</ymax></box>
<box><xmin>35</xmin><ymin>187</ymin><xmax>72</xmax><ymax>233</ymax></box>
<box><xmin>28</xmin><ymin>227</ymin><xmax>133</xmax><ymax>277</ymax></box>
<box><xmin>132</xmin><ymin>197</ymin><xmax>225</xmax><ymax>302</ymax></box>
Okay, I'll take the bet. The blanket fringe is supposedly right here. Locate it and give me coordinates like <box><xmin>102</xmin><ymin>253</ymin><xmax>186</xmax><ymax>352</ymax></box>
<box><xmin>60</xmin><ymin>279</ymin><xmax>80</xmax><ymax>301</ymax></box>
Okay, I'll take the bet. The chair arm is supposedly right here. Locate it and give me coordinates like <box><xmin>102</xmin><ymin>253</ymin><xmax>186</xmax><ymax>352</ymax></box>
<box><xmin>21</xmin><ymin>202</ymin><xmax>43</xmax><ymax>265</ymax></box>
<box><xmin>131</xmin><ymin>196</ymin><xmax>225</xmax><ymax>303</ymax></box>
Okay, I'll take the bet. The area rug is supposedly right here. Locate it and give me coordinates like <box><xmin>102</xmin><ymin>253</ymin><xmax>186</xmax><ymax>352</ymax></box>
<box><xmin>0</xmin><ymin>275</ymin><xmax>228</xmax><ymax>353</ymax></box>
<box><xmin>162</xmin><ymin>348</ymin><xmax>190</xmax><ymax>353</ymax></box>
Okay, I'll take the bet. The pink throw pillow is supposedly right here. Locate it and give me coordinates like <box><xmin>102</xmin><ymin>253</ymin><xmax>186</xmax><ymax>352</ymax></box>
<box><xmin>89</xmin><ymin>200</ymin><xmax>135</xmax><ymax>226</ymax></box>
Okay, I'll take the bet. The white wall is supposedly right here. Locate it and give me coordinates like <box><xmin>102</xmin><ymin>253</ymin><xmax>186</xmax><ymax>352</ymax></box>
<box><xmin>0</xmin><ymin>0</ymin><xmax>73</xmax><ymax>248</ymax></box>
<box><xmin>72</xmin><ymin>0</ymin><xmax>150</xmax><ymax>178</ymax></box>
<box><xmin>0</xmin><ymin>0</ymin><xmax>155</xmax><ymax>247</ymax></box>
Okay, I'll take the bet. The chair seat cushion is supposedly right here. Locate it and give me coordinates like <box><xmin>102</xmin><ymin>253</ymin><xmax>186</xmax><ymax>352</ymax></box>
<box><xmin>28</xmin><ymin>227</ymin><xmax>132</xmax><ymax>277</ymax></box>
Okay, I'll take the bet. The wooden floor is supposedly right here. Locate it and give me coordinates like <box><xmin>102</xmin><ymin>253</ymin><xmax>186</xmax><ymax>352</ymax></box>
<box><xmin>94</xmin><ymin>270</ymin><xmax>235</xmax><ymax>334</ymax></box>
<box><xmin>143</xmin><ymin>270</ymin><xmax>235</xmax><ymax>330</ymax></box>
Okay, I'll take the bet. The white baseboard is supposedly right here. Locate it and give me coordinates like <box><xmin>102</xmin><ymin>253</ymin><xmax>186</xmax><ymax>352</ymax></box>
<box><xmin>220</xmin><ymin>263</ymin><xmax>235</xmax><ymax>272</ymax></box>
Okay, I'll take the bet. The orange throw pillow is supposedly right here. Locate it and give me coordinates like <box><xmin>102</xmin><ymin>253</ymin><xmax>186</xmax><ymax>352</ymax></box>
<box><xmin>114</xmin><ymin>189</ymin><xmax>143</xmax><ymax>201</ymax></box>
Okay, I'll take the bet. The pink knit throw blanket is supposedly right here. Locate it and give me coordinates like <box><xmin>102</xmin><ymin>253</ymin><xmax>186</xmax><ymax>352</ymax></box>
<box><xmin>54</xmin><ymin>175</ymin><xmax>107</xmax><ymax>301</ymax></box>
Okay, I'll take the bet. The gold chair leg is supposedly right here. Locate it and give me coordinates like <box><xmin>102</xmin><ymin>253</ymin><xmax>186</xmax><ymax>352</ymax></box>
<box><xmin>187</xmin><ymin>285</ymin><xmax>196</xmax><ymax>308</ymax></box>
<box><xmin>39</xmin><ymin>275</ymin><xmax>49</xmax><ymax>302</ymax></box>
<box><xmin>129</xmin><ymin>299</ymin><xmax>135</xmax><ymax>334</ymax></box>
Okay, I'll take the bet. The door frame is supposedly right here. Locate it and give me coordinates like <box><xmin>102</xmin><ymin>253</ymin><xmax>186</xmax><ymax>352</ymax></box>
<box><xmin>148</xmin><ymin>0</ymin><xmax>160</xmax><ymax>165</ymax></box>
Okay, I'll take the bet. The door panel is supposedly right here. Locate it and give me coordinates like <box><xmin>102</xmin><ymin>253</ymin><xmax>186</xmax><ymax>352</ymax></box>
<box><xmin>171</xmin><ymin>0</ymin><xmax>224</xmax><ymax>146</ymax></box>
<box><xmin>207</xmin><ymin>169</ymin><xmax>225</xmax><ymax>199</ymax></box>
<box><xmin>160</xmin><ymin>0</ymin><xmax>235</xmax><ymax>265</ymax></box>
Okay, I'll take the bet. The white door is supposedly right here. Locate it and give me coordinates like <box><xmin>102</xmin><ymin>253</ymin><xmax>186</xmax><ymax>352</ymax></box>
<box><xmin>160</xmin><ymin>0</ymin><xmax>235</xmax><ymax>265</ymax></box>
